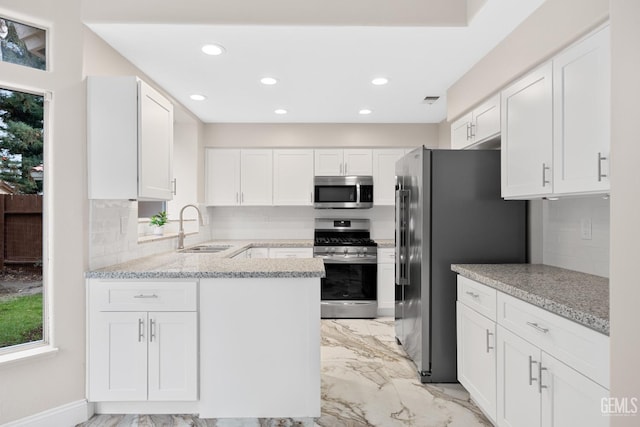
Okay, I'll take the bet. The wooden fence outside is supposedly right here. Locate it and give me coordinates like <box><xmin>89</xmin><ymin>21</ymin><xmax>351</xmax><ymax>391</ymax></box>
<box><xmin>0</xmin><ymin>194</ymin><xmax>43</xmax><ymax>270</ymax></box>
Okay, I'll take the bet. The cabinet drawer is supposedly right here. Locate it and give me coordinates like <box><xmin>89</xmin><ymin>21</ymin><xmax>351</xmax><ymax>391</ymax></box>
<box><xmin>457</xmin><ymin>276</ymin><xmax>497</xmax><ymax>321</ymax></box>
<box><xmin>269</xmin><ymin>248</ymin><xmax>312</xmax><ymax>258</ymax></box>
<box><xmin>497</xmin><ymin>292</ymin><xmax>609</xmax><ymax>388</ymax></box>
<box><xmin>90</xmin><ymin>281</ymin><xmax>197</xmax><ymax>312</ymax></box>
<box><xmin>377</xmin><ymin>248</ymin><xmax>395</xmax><ymax>264</ymax></box>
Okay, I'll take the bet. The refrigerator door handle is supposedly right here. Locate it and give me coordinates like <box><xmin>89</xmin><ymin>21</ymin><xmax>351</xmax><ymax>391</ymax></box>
<box><xmin>395</xmin><ymin>188</ymin><xmax>410</xmax><ymax>286</ymax></box>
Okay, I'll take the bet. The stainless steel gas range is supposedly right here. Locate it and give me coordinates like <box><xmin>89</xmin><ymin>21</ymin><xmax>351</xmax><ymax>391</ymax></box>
<box><xmin>313</xmin><ymin>218</ymin><xmax>378</xmax><ymax>318</ymax></box>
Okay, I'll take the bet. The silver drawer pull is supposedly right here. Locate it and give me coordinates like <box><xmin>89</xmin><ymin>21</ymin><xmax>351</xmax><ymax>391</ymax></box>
<box><xmin>526</xmin><ymin>321</ymin><xmax>549</xmax><ymax>333</ymax></box>
<box><xmin>138</xmin><ymin>318</ymin><xmax>144</xmax><ymax>342</ymax></box>
<box><xmin>134</xmin><ymin>294</ymin><xmax>158</xmax><ymax>299</ymax></box>
<box><xmin>149</xmin><ymin>318</ymin><xmax>156</xmax><ymax>342</ymax></box>
<box><xmin>465</xmin><ymin>291</ymin><xmax>480</xmax><ymax>298</ymax></box>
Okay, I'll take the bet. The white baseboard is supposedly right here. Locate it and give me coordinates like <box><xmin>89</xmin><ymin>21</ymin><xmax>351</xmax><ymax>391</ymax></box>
<box><xmin>3</xmin><ymin>400</ymin><xmax>92</xmax><ymax>427</ymax></box>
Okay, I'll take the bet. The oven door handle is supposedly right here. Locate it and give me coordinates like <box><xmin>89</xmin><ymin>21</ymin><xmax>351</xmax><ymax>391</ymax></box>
<box><xmin>395</xmin><ymin>188</ymin><xmax>410</xmax><ymax>286</ymax></box>
<box><xmin>318</xmin><ymin>257</ymin><xmax>378</xmax><ymax>264</ymax></box>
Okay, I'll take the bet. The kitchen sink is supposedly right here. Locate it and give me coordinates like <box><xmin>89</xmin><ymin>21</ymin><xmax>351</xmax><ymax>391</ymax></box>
<box><xmin>180</xmin><ymin>244</ymin><xmax>232</xmax><ymax>254</ymax></box>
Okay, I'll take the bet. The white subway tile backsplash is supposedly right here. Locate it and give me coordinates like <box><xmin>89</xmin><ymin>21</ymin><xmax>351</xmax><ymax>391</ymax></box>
<box><xmin>542</xmin><ymin>197</ymin><xmax>610</xmax><ymax>277</ymax></box>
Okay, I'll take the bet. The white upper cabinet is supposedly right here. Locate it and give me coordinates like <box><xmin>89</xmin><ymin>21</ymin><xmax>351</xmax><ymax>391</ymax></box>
<box><xmin>88</xmin><ymin>76</ymin><xmax>174</xmax><ymax>201</ymax></box>
<box><xmin>501</xmin><ymin>63</ymin><xmax>554</xmax><ymax>199</ymax></box>
<box><xmin>501</xmin><ymin>26</ymin><xmax>610</xmax><ymax>199</ymax></box>
<box><xmin>553</xmin><ymin>26</ymin><xmax>610</xmax><ymax>195</ymax></box>
<box><xmin>451</xmin><ymin>94</ymin><xmax>500</xmax><ymax>150</ymax></box>
<box><xmin>314</xmin><ymin>149</ymin><xmax>372</xmax><ymax>176</ymax></box>
<box><xmin>273</xmin><ymin>149</ymin><xmax>314</xmax><ymax>206</ymax></box>
<box><xmin>372</xmin><ymin>149</ymin><xmax>405</xmax><ymax>205</ymax></box>
<box><xmin>205</xmin><ymin>148</ymin><xmax>272</xmax><ymax>206</ymax></box>
<box><xmin>205</xmin><ymin>149</ymin><xmax>241</xmax><ymax>206</ymax></box>
<box><xmin>240</xmin><ymin>149</ymin><xmax>273</xmax><ymax>205</ymax></box>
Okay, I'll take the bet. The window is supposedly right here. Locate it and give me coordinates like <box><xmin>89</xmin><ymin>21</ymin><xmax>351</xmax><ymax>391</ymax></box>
<box><xmin>0</xmin><ymin>17</ymin><xmax>46</xmax><ymax>70</ymax></box>
<box><xmin>0</xmin><ymin>87</ymin><xmax>45</xmax><ymax>351</ymax></box>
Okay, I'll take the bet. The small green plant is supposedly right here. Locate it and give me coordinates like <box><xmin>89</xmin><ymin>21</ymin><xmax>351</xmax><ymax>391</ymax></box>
<box><xmin>150</xmin><ymin>211</ymin><xmax>168</xmax><ymax>227</ymax></box>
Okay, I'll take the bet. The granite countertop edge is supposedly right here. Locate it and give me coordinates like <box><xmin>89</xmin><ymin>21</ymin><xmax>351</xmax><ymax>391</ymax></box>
<box><xmin>451</xmin><ymin>264</ymin><xmax>609</xmax><ymax>336</ymax></box>
<box><xmin>87</xmin><ymin>239</ymin><xmax>326</xmax><ymax>280</ymax></box>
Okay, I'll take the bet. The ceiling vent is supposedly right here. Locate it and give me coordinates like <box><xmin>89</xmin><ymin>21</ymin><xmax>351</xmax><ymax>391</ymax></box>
<box><xmin>423</xmin><ymin>96</ymin><xmax>440</xmax><ymax>105</ymax></box>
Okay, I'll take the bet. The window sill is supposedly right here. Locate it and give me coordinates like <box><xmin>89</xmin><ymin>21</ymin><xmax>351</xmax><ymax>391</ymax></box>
<box><xmin>0</xmin><ymin>344</ymin><xmax>59</xmax><ymax>367</ymax></box>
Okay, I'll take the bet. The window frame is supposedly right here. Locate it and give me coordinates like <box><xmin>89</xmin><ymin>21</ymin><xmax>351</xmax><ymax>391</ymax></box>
<box><xmin>0</xmin><ymin>8</ymin><xmax>52</xmax><ymax>365</ymax></box>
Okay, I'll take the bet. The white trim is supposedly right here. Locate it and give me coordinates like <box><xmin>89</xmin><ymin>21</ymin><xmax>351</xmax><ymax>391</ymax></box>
<box><xmin>2</xmin><ymin>400</ymin><xmax>91</xmax><ymax>427</ymax></box>
<box><xmin>0</xmin><ymin>345</ymin><xmax>57</xmax><ymax>367</ymax></box>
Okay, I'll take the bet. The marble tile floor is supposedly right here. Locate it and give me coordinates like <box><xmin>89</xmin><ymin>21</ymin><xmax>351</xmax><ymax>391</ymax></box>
<box><xmin>78</xmin><ymin>318</ymin><xmax>491</xmax><ymax>427</ymax></box>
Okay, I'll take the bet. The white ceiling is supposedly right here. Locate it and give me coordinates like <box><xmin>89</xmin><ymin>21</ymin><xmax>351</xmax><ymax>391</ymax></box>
<box><xmin>86</xmin><ymin>0</ymin><xmax>545</xmax><ymax>124</ymax></box>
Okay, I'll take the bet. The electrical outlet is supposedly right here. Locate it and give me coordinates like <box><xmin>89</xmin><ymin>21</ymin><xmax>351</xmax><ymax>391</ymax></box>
<box><xmin>580</xmin><ymin>218</ymin><xmax>592</xmax><ymax>240</ymax></box>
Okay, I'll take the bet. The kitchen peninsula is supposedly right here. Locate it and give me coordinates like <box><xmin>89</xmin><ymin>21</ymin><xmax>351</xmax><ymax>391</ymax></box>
<box><xmin>86</xmin><ymin>241</ymin><xmax>324</xmax><ymax>419</ymax></box>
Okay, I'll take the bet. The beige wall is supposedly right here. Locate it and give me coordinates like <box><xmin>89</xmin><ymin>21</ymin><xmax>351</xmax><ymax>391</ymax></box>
<box><xmin>203</xmin><ymin>123</ymin><xmax>438</xmax><ymax>149</ymax></box>
<box><xmin>610</xmin><ymin>1</ymin><xmax>640</xmax><ymax>424</ymax></box>
<box><xmin>0</xmin><ymin>0</ymin><xmax>87</xmax><ymax>423</ymax></box>
<box><xmin>447</xmin><ymin>0</ymin><xmax>609</xmax><ymax>121</ymax></box>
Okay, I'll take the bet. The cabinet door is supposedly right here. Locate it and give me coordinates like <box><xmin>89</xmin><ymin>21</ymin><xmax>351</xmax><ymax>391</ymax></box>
<box><xmin>138</xmin><ymin>80</ymin><xmax>174</xmax><ymax>201</ymax></box>
<box><xmin>377</xmin><ymin>255</ymin><xmax>395</xmax><ymax>317</ymax></box>
<box><xmin>497</xmin><ymin>326</ymin><xmax>541</xmax><ymax>427</ymax></box>
<box><xmin>553</xmin><ymin>26</ymin><xmax>610</xmax><ymax>195</ymax></box>
<box><xmin>457</xmin><ymin>303</ymin><xmax>497</xmax><ymax>423</ymax></box>
<box><xmin>314</xmin><ymin>149</ymin><xmax>343</xmax><ymax>175</ymax></box>
<box><xmin>473</xmin><ymin>94</ymin><xmax>501</xmax><ymax>144</ymax></box>
<box><xmin>372</xmin><ymin>149</ymin><xmax>405</xmax><ymax>205</ymax></box>
<box><xmin>273</xmin><ymin>149</ymin><xmax>314</xmax><ymax>205</ymax></box>
<box><xmin>540</xmin><ymin>352</ymin><xmax>609</xmax><ymax>427</ymax></box>
<box><xmin>240</xmin><ymin>150</ymin><xmax>273</xmax><ymax>205</ymax></box>
<box><xmin>344</xmin><ymin>149</ymin><xmax>373</xmax><ymax>175</ymax></box>
<box><xmin>89</xmin><ymin>311</ymin><xmax>148</xmax><ymax>401</ymax></box>
<box><xmin>451</xmin><ymin>112</ymin><xmax>473</xmax><ymax>149</ymax></box>
<box><xmin>501</xmin><ymin>63</ymin><xmax>553</xmax><ymax>199</ymax></box>
<box><xmin>148</xmin><ymin>312</ymin><xmax>198</xmax><ymax>401</ymax></box>
<box><xmin>205</xmin><ymin>149</ymin><xmax>241</xmax><ymax>206</ymax></box>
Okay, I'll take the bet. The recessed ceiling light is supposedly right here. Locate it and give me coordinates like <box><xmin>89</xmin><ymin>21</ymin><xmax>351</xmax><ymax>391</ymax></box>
<box><xmin>201</xmin><ymin>44</ymin><xmax>225</xmax><ymax>56</ymax></box>
<box><xmin>190</xmin><ymin>94</ymin><xmax>207</xmax><ymax>101</ymax></box>
<box><xmin>359</xmin><ymin>109</ymin><xmax>373</xmax><ymax>115</ymax></box>
<box><xmin>260</xmin><ymin>77</ymin><xmax>278</xmax><ymax>85</ymax></box>
<box><xmin>274</xmin><ymin>109</ymin><xmax>288</xmax><ymax>115</ymax></box>
<box><xmin>371</xmin><ymin>77</ymin><xmax>389</xmax><ymax>86</ymax></box>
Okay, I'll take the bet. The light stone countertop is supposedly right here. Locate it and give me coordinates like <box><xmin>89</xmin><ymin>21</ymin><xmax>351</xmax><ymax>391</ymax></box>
<box><xmin>87</xmin><ymin>240</ymin><xmax>325</xmax><ymax>280</ymax></box>
<box><xmin>376</xmin><ymin>239</ymin><xmax>395</xmax><ymax>249</ymax></box>
<box><xmin>451</xmin><ymin>264</ymin><xmax>609</xmax><ymax>335</ymax></box>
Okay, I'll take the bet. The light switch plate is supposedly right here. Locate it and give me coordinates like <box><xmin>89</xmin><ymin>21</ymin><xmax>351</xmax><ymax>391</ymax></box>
<box><xmin>580</xmin><ymin>217</ymin><xmax>592</xmax><ymax>240</ymax></box>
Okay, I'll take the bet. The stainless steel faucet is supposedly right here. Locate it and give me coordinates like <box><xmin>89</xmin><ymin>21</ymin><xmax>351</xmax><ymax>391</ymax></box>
<box><xmin>178</xmin><ymin>204</ymin><xmax>204</xmax><ymax>249</ymax></box>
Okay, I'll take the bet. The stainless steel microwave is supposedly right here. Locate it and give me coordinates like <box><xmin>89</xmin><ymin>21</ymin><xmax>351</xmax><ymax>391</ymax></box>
<box><xmin>314</xmin><ymin>176</ymin><xmax>373</xmax><ymax>209</ymax></box>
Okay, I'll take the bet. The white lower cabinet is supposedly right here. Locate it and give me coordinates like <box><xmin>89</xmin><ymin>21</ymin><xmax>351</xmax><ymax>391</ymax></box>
<box><xmin>376</xmin><ymin>248</ymin><xmax>395</xmax><ymax>317</ymax></box>
<box><xmin>456</xmin><ymin>276</ymin><xmax>609</xmax><ymax>427</ymax></box>
<box><xmin>457</xmin><ymin>302</ymin><xmax>497</xmax><ymax>423</ymax></box>
<box><xmin>497</xmin><ymin>326</ymin><xmax>608</xmax><ymax>427</ymax></box>
<box><xmin>88</xmin><ymin>280</ymin><xmax>198</xmax><ymax>402</ymax></box>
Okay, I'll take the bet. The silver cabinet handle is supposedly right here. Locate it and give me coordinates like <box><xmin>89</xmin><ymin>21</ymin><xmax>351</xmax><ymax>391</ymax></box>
<box><xmin>134</xmin><ymin>294</ymin><xmax>158</xmax><ymax>299</ymax></box>
<box><xmin>149</xmin><ymin>318</ymin><xmax>156</xmax><ymax>343</ymax></box>
<box><xmin>528</xmin><ymin>355</ymin><xmax>538</xmax><ymax>386</ymax></box>
<box><xmin>466</xmin><ymin>123</ymin><xmax>471</xmax><ymax>140</ymax></box>
<box><xmin>241</xmin><ymin>192</ymin><xmax>244</xmax><ymax>203</ymax></box>
<box><xmin>542</xmin><ymin>163</ymin><xmax>551</xmax><ymax>187</ymax></box>
<box><xmin>138</xmin><ymin>318</ymin><xmax>144</xmax><ymax>342</ymax></box>
<box><xmin>172</xmin><ymin>178</ymin><xmax>177</xmax><ymax>195</ymax></box>
<box><xmin>526</xmin><ymin>322</ymin><xmax>549</xmax><ymax>333</ymax></box>
<box><xmin>465</xmin><ymin>291</ymin><xmax>480</xmax><ymax>298</ymax></box>
<box><xmin>598</xmin><ymin>152</ymin><xmax>608</xmax><ymax>182</ymax></box>
<box><xmin>486</xmin><ymin>329</ymin><xmax>494</xmax><ymax>353</ymax></box>
<box><xmin>469</xmin><ymin>122</ymin><xmax>476</xmax><ymax>139</ymax></box>
<box><xmin>344</xmin><ymin>162</ymin><xmax>348</xmax><ymax>175</ymax></box>
<box><xmin>339</xmin><ymin>163</ymin><xmax>343</xmax><ymax>175</ymax></box>
<box><xmin>236</xmin><ymin>192</ymin><xmax>239</xmax><ymax>203</ymax></box>
<box><xmin>538</xmin><ymin>362</ymin><xmax>548</xmax><ymax>393</ymax></box>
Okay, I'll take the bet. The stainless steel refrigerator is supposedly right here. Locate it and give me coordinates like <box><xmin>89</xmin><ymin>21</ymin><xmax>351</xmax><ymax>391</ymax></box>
<box><xmin>395</xmin><ymin>147</ymin><xmax>527</xmax><ymax>383</ymax></box>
